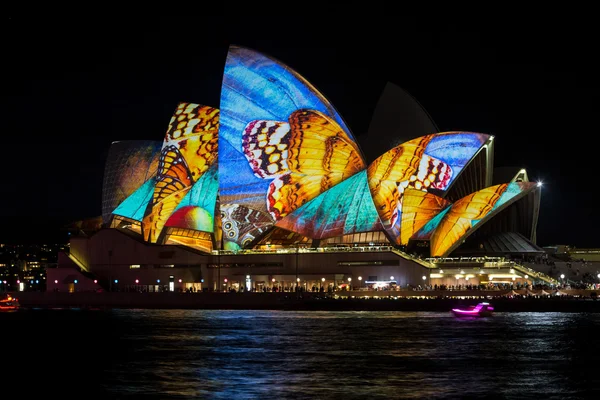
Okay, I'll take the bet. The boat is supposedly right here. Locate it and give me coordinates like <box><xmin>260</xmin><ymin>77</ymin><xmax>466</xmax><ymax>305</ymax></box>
<box><xmin>0</xmin><ymin>294</ymin><xmax>20</xmax><ymax>311</ymax></box>
<box><xmin>451</xmin><ymin>302</ymin><xmax>493</xmax><ymax>317</ymax></box>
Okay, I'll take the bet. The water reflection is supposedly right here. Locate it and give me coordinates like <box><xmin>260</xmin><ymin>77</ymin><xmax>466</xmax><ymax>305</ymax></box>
<box><xmin>3</xmin><ymin>310</ymin><xmax>599</xmax><ymax>398</ymax></box>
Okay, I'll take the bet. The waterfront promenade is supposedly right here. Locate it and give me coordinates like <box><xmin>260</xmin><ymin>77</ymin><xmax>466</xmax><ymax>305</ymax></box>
<box><xmin>8</xmin><ymin>289</ymin><xmax>600</xmax><ymax>312</ymax></box>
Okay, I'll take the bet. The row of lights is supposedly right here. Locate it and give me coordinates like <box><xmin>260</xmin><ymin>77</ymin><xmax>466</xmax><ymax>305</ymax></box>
<box><xmin>52</xmin><ymin>272</ymin><xmax>600</xmax><ymax>286</ymax></box>
<box><xmin>239</xmin><ymin>275</ymin><xmax>372</xmax><ymax>283</ymax></box>
<box><xmin>52</xmin><ymin>278</ymin><xmax>203</xmax><ymax>284</ymax></box>
<box><xmin>557</xmin><ymin>274</ymin><xmax>600</xmax><ymax>279</ymax></box>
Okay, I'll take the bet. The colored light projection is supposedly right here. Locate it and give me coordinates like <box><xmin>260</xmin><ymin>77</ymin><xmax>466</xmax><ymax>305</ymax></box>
<box><xmin>430</xmin><ymin>184</ymin><xmax>508</xmax><ymax>257</ymax></box>
<box><xmin>141</xmin><ymin>103</ymin><xmax>219</xmax><ymax>243</ymax></box>
<box><xmin>112</xmin><ymin>179</ymin><xmax>156</xmax><ymax>222</ymax></box>
<box><xmin>218</xmin><ymin>45</ymin><xmax>366</xmax><ymax>249</ymax></box>
<box><xmin>490</xmin><ymin>181</ymin><xmax>536</xmax><ymax>213</ymax></box>
<box><xmin>411</xmin><ymin>182</ymin><xmax>538</xmax><ymax>253</ymax></box>
<box><xmin>220</xmin><ymin>203</ymin><xmax>273</xmax><ymax>248</ymax></box>
<box><xmin>164</xmin><ymin>163</ymin><xmax>219</xmax><ymax>233</ymax></box>
<box><xmin>275</xmin><ymin>170</ymin><xmax>382</xmax><ymax>239</ymax></box>
<box><xmin>428</xmin><ymin>182</ymin><xmax>542</xmax><ymax>257</ymax></box>
<box><xmin>367</xmin><ymin>132</ymin><xmax>488</xmax><ymax>244</ymax></box>
<box><xmin>410</xmin><ymin>205</ymin><xmax>451</xmax><ymax>241</ymax></box>
<box><xmin>399</xmin><ymin>188</ymin><xmax>450</xmax><ymax>245</ymax></box>
<box><xmin>101</xmin><ymin>140</ymin><xmax>161</xmax><ymax>224</ymax></box>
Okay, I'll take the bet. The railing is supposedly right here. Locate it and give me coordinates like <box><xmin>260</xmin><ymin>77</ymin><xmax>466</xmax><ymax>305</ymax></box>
<box><xmin>425</xmin><ymin>256</ymin><xmax>508</xmax><ymax>264</ymax></box>
<box><xmin>210</xmin><ymin>246</ymin><xmax>436</xmax><ymax>268</ymax></box>
<box><xmin>390</xmin><ymin>248</ymin><xmax>435</xmax><ymax>268</ymax></box>
<box><xmin>212</xmin><ymin>246</ymin><xmax>397</xmax><ymax>256</ymax></box>
<box><xmin>510</xmin><ymin>262</ymin><xmax>558</xmax><ymax>285</ymax></box>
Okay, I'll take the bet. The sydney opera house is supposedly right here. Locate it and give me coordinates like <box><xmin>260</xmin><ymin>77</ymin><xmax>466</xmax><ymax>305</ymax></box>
<box><xmin>49</xmin><ymin>46</ymin><xmax>552</xmax><ymax>293</ymax></box>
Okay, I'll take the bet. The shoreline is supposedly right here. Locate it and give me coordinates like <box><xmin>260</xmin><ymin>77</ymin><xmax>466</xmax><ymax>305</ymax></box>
<box><xmin>7</xmin><ymin>291</ymin><xmax>600</xmax><ymax>312</ymax></box>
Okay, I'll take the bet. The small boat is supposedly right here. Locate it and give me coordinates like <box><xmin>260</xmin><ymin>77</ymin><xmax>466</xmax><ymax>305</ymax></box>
<box><xmin>0</xmin><ymin>294</ymin><xmax>20</xmax><ymax>311</ymax></box>
<box><xmin>452</xmin><ymin>302</ymin><xmax>493</xmax><ymax>317</ymax></box>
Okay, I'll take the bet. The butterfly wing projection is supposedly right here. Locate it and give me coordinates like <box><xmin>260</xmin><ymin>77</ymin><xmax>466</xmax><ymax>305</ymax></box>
<box><xmin>220</xmin><ymin>204</ymin><xmax>273</xmax><ymax>250</ymax></box>
<box><xmin>142</xmin><ymin>103</ymin><xmax>220</xmax><ymax>243</ymax></box>
<box><xmin>218</xmin><ymin>46</ymin><xmax>366</xmax><ymax>248</ymax></box>
<box><xmin>367</xmin><ymin>135</ymin><xmax>453</xmax><ymax>244</ymax></box>
<box><xmin>243</xmin><ymin>109</ymin><xmax>365</xmax><ymax>220</ymax></box>
<box><xmin>112</xmin><ymin>179</ymin><xmax>156</xmax><ymax>222</ymax></box>
<box><xmin>275</xmin><ymin>170</ymin><xmax>382</xmax><ymax>239</ymax></box>
<box><xmin>102</xmin><ymin>140</ymin><xmax>161</xmax><ymax>224</ymax></box>
<box><xmin>164</xmin><ymin>163</ymin><xmax>219</xmax><ymax>233</ymax></box>
<box><xmin>430</xmin><ymin>184</ymin><xmax>508</xmax><ymax>257</ymax></box>
<box><xmin>367</xmin><ymin>132</ymin><xmax>490</xmax><ymax>245</ymax></box>
<box><xmin>400</xmin><ymin>188</ymin><xmax>451</xmax><ymax>246</ymax></box>
<box><xmin>421</xmin><ymin>132</ymin><xmax>490</xmax><ymax>180</ymax></box>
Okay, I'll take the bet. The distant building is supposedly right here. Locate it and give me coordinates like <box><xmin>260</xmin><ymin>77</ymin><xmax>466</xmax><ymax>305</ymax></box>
<box><xmin>0</xmin><ymin>243</ymin><xmax>65</xmax><ymax>292</ymax></box>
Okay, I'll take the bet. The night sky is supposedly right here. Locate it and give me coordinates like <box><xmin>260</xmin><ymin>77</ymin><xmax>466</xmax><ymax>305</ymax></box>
<box><xmin>1</xmin><ymin>16</ymin><xmax>596</xmax><ymax>246</ymax></box>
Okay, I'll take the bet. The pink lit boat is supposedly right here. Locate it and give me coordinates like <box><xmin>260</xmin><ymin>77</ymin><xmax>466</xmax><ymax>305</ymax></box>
<box><xmin>451</xmin><ymin>302</ymin><xmax>493</xmax><ymax>317</ymax></box>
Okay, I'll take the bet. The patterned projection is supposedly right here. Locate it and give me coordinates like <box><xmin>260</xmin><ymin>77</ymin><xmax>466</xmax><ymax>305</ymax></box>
<box><xmin>410</xmin><ymin>205</ymin><xmax>451</xmax><ymax>241</ymax></box>
<box><xmin>142</xmin><ymin>103</ymin><xmax>219</xmax><ymax>243</ymax></box>
<box><xmin>367</xmin><ymin>132</ymin><xmax>488</xmax><ymax>244</ymax></box>
<box><xmin>430</xmin><ymin>184</ymin><xmax>508</xmax><ymax>257</ymax></box>
<box><xmin>112</xmin><ymin>179</ymin><xmax>156</xmax><ymax>222</ymax></box>
<box><xmin>105</xmin><ymin>46</ymin><xmax>535</xmax><ymax>257</ymax></box>
<box><xmin>220</xmin><ymin>204</ymin><xmax>273</xmax><ymax>250</ymax></box>
<box><xmin>275</xmin><ymin>170</ymin><xmax>382</xmax><ymax>239</ymax></box>
<box><xmin>164</xmin><ymin>163</ymin><xmax>219</xmax><ymax>233</ymax></box>
<box><xmin>490</xmin><ymin>181</ymin><xmax>535</xmax><ymax>213</ymax></box>
<box><xmin>218</xmin><ymin>45</ymin><xmax>366</xmax><ymax>248</ymax></box>
<box><xmin>101</xmin><ymin>140</ymin><xmax>161</xmax><ymax>224</ymax></box>
<box><xmin>399</xmin><ymin>188</ymin><xmax>450</xmax><ymax>246</ymax></box>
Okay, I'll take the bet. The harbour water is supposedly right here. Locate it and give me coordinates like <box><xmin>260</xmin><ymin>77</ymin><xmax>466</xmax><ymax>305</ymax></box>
<box><xmin>2</xmin><ymin>309</ymin><xmax>599</xmax><ymax>399</ymax></box>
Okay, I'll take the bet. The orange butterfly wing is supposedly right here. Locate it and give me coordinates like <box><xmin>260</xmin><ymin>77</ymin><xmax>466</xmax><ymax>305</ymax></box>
<box><xmin>143</xmin><ymin>103</ymin><xmax>220</xmax><ymax>243</ymax></box>
<box><xmin>367</xmin><ymin>136</ymin><xmax>432</xmax><ymax>228</ymax></box>
<box><xmin>143</xmin><ymin>146</ymin><xmax>193</xmax><ymax>242</ymax></box>
<box><xmin>243</xmin><ymin>109</ymin><xmax>366</xmax><ymax>220</ymax></box>
<box><xmin>166</xmin><ymin>103</ymin><xmax>219</xmax><ymax>181</ymax></box>
<box><xmin>430</xmin><ymin>184</ymin><xmax>508</xmax><ymax>257</ymax></box>
<box><xmin>400</xmin><ymin>188</ymin><xmax>451</xmax><ymax>245</ymax></box>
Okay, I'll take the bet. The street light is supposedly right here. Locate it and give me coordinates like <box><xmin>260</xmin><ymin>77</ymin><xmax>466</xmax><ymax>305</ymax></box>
<box><xmin>560</xmin><ymin>274</ymin><xmax>565</xmax><ymax>279</ymax></box>
<box><xmin>294</xmin><ymin>242</ymin><xmax>300</xmax><ymax>286</ymax></box>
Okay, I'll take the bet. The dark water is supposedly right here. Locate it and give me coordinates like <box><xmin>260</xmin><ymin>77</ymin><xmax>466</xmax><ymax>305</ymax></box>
<box><xmin>2</xmin><ymin>309</ymin><xmax>600</xmax><ymax>399</ymax></box>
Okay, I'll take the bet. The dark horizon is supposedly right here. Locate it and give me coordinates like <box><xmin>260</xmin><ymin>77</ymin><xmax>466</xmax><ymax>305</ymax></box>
<box><xmin>1</xmin><ymin>16</ymin><xmax>597</xmax><ymax>247</ymax></box>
